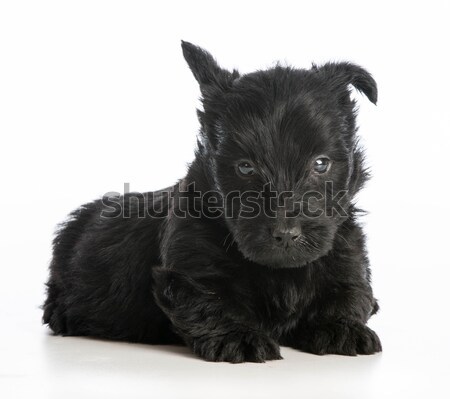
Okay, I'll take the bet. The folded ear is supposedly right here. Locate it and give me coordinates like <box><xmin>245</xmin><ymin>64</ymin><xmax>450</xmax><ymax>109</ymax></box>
<box><xmin>181</xmin><ymin>41</ymin><xmax>238</xmax><ymax>93</ymax></box>
<box><xmin>316</xmin><ymin>62</ymin><xmax>378</xmax><ymax>104</ymax></box>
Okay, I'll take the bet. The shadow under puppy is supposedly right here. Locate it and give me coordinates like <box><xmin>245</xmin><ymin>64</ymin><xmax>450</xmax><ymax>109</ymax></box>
<box><xmin>43</xmin><ymin>41</ymin><xmax>381</xmax><ymax>362</ymax></box>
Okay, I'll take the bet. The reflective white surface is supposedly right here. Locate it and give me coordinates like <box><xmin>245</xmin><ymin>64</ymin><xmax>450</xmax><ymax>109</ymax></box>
<box><xmin>1</xmin><ymin>263</ymin><xmax>448</xmax><ymax>399</ymax></box>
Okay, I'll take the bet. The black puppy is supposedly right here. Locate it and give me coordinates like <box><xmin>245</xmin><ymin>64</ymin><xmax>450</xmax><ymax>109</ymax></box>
<box><xmin>43</xmin><ymin>41</ymin><xmax>381</xmax><ymax>362</ymax></box>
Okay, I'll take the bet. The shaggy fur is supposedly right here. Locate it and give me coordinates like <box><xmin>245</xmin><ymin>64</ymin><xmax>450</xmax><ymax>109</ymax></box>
<box><xmin>43</xmin><ymin>41</ymin><xmax>381</xmax><ymax>362</ymax></box>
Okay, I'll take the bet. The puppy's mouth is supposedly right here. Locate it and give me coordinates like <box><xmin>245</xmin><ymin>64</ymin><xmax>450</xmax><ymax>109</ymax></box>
<box><xmin>237</xmin><ymin>240</ymin><xmax>325</xmax><ymax>269</ymax></box>
<box><xmin>226</xmin><ymin>220</ymin><xmax>337</xmax><ymax>268</ymax></box>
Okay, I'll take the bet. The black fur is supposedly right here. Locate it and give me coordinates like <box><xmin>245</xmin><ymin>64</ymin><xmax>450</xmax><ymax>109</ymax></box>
<box><xmin>43</xmin><ymin>41</ymin><xmax>381</xmax><ymax>362</ymax></box>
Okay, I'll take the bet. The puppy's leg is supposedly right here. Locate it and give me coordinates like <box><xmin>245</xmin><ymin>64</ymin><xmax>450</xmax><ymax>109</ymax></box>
<box><xmin>282</xmin><ymin>284</ymin><xmax>381</xmax><ymax>356</ymax></box>
<box><xmin>290</xmin><ymin>320</ymin><xmax>381</xmax><ymax>356</ymax></box>
<box><xmin>153</xmin><ymin>268</ymin><xmax>282</xmax><ymax>363</ymax></box>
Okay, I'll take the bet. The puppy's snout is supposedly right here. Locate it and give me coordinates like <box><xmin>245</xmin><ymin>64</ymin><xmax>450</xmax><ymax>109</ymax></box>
<box><xmin>272</xmin><ymin>226</ymin><xmax>301</xmax><ymax>247</ymax></box>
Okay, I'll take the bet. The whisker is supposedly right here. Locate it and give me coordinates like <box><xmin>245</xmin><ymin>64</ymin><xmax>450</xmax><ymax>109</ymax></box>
<box><xmin>335</xmin><ymin>232</ymin><xmax>351</xmax><ymax>248</ymax></box>
<box><xmin>222</xmin><ymin>232</ymin><xmax>232</xmax><ymax>248</ymax></box>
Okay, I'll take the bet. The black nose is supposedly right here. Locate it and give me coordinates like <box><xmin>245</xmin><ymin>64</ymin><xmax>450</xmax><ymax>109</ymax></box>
<box><xmin>272</xmin><ymin>227</ymin><xmax>301</xmax><ymax>246</ymax></box>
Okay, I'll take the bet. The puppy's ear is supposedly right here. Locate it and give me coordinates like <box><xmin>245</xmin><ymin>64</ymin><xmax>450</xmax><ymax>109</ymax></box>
<box><xmin>316</xmin><ymin>62</ymin><xmax>378</xmax><ymax>104</ymax></box>
<box><xmin>181</xmin><ymin>41</ymin><xmax>237</xmax><ymax>93</ymax></box>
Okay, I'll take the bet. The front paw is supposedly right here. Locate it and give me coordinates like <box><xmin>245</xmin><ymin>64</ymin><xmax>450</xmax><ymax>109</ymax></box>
<box><xmin>191</xmin><ymin>331</ymin><xmax>282</xmax><ymax>363</ymax></box>
<box><xmin>300</xmin><ymin>321</ymin><xmax>382</xmax><ymax>356</ymax></box>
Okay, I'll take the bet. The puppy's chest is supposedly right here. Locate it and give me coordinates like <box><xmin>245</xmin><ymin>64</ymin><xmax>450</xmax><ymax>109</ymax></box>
<box><xmin>259</xmin><ymin>275</ymin><xmax>316</xmax><ymax>325</ymax></box>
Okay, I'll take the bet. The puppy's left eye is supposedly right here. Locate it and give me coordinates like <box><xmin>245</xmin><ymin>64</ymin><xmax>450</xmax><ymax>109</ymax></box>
<box><xmin>313</xmin><ymin>157</ymin><xmax>331</xmax><ymax>174</ymax></box>
<box><xmin>237</xmin><ymin>161</ymin><xmax>255</xmax><ymax>177</ymax></box>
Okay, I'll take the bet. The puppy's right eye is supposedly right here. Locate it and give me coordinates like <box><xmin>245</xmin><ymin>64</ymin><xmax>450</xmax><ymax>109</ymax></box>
<box><xmin>312</xmin><ymin>157</ymin><xmax>331</xmax><ymax>174</ymax></box>
<box><xmin>237</xmin><ymin>161</ymin><xmax>255</xmax><ymax>177</ymax></box>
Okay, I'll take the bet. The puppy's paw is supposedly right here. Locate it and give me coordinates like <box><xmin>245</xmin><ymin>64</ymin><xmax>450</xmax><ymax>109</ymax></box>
<box><xmin>192</xmin><ymin>331</ymin><xmax>282</xmax><ymax>363</ymax></box>
<box><xmin>301</xmin><ymin>321</ymin><xmax>382</xmax><ymax>356</ymax></box>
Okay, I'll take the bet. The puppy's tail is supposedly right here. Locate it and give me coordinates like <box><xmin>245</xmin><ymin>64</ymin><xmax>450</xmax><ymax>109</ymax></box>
<box><xmin>42</xmin><ymin>201</ymin><xmax>100</xmax><ymax>333</ymax></box>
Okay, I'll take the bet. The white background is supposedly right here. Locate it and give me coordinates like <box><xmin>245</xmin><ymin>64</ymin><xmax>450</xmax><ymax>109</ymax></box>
<box><xmin>1</xmin><ymin>1</ymin><xmax>449</xmax><ymax>398</ymax></box>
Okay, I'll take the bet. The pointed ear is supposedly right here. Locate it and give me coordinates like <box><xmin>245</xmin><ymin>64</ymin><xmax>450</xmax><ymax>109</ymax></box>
<box><xmin>181</xmin><ymin>41</ymin><xmax>238</xmax><ymax>92</ymax></box>
<box><xmin>316</xmin><ymin>62</ymin><xmax>378</xmax><ymax>104</ymax></box>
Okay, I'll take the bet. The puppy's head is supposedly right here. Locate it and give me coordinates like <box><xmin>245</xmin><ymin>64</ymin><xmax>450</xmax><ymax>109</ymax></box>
<box><xmin>182</xmin><ymin>41</ymin><xmax>376</xmax><ymax>268</ymax></box>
